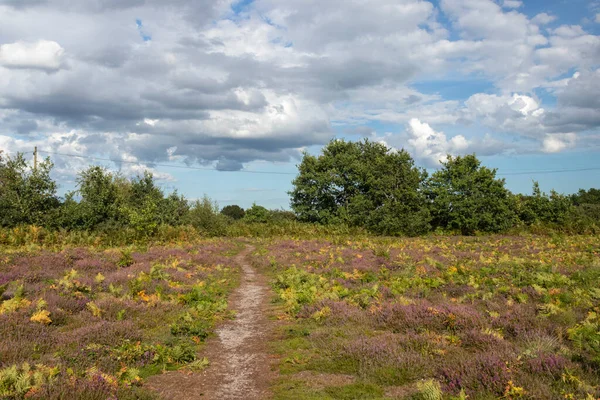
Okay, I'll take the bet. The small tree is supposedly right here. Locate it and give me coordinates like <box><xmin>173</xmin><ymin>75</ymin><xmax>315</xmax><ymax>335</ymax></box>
<box><xmin>77</xmin><ymin>166</ymin><xmax>125</xmax><ymax>229</ymax></box>
<box><xmin>244</xmin><ymin>204</ymin><xmax>271</xmax><ymax>223</ymax></box>
<box><xmin>516</xmin><ymin>182</ymin><xmax>573</xmax><ymax>226</ymax></box>
<box><xmin>120</xmin><ymin>172</ymin><xmax>164</xmax><ymax>235</ymax></box>
<box><xmin>0</xmin><ymin>152</ymin><xmax>59</xmax><ymax>227</ymax></box>
<box><xmin>572</xmin><ymin>188</ymin><xmax>600</xmax><ymax>206</ymax></box>
<box><xmin>186</xmin><ymin>196</ymin><xmax>228</xmax><ymax>236</ymax></box>
<box><xmin>426</xmin><ymin>154</ymin><xmax>516</xmax><ymax>235</ymax></box>
<box><xmin>161</xmin><ymin>191</ymin><xmax>190</xmax><ymax>226</ymax></box>
<box><xmin>221</xmin><ymin>205</ymin><xmax>245</xmax><ymax>220</ymax></box>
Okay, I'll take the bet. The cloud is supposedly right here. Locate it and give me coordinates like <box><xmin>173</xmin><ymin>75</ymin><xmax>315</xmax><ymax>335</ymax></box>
<box><xmin>532</xmin><ymin>13</ymin><xmax>556</xmax><ymax>25</ymax></box>
<box><xmin>216</xmin><ymin>158</ymin><xmax>244</xmax><ymax>171</ymax></box>
<box><xmin>0</xmin><ymin>0</ymin><xmax>598</xmax><ymax>181</ymax></box>
<box><xmin>405</xmin><ymin>118</ymin><xmax>471</xmax><ymax>167</ymax></box>
<box><xmin>502</xmin><ymin>0</ymin><xmax>522</xmax><ymax>9</ymax></box>
<box><xmin>596</xmin><ymin>13</ymin><xmax>600</xmax><ymax>23</ymax></box>
<box><xmin>542</xmin><ymin>133</ymin><xmax>576</xmax><ymax>153</ymax></box>
<box><xmin>0</xmin><ymin>40</ymin><xmax>65</xmax><ymax>71</ymax></box>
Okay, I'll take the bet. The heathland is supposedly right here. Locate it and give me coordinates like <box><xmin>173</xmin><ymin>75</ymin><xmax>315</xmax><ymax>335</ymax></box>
<box><xmin>1</xmin><ymin>235</ymin><xmax>599</xmax><ymax>399</ymax></box>
<box><xmin>2</xmin><ymin>140</ymin><xmax>600</xmax><ymax>399</ymax></box>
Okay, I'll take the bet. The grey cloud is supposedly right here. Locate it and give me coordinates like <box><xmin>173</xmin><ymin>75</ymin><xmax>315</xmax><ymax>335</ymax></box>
<box><xmin>345</xmin><ymin>126</ymin><xmax>375</xmax><ymax>136</ymax></box>
<box><xmin>556</xmin><ymin>71</ymin><xmax>600</xmax><ymax>110</ymax></box>
<box><xmin>0</xmin><ymin>0</ymin><xmax>46</xmax><ymax>8</ymax></box>
<box><xmin>543</xmin><ymin>108</ymin><xmax>600</xmax><ymax>133</ymax></box>
<box><xmin>16</xmin><ymin>120</ymin><xmax>38</xmax><ymax>134</ymax></box>
<box><xmin>216</xmin><ymin>158</ymin><xmax>244</xmax><ymax>171</ymax></box>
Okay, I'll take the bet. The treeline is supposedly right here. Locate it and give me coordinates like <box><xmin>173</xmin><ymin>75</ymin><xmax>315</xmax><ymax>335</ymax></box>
<box><xmin>290</xmin><ymin>140</ymin><xmax>600</xmax><ymax>235</ymax></box>
<box><xmin>0</xmin><ymin>152</ymin><xmax>303</xmax><ymax>243</ymax></box>
<box><xmin>1</xmin><ymin>142</ymin><xmax>599</xmax><ymax>243</ymax></box>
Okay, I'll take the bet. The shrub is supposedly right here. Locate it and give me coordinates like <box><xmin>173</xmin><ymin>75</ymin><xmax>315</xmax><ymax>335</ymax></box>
<box><xmin>221</xmin><ymin>205</ymin><xmax>245</xmax><ymax>220</ymax></box>
<box><xmin>185</xmin><ymin>196</ymin><xmax>229</xmax><ymax>236</ymax></box>
<box><xmin>244</xmin><ymin>204</ymin><xmax>272</xmax><ymax>223</ymax></box>
<box><xmin>439</xmin><ymin>353</ymin><xmax>512</xmax><ymax>396</ymax></box>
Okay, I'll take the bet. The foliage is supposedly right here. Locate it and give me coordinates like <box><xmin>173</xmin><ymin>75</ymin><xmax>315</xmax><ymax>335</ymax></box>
<box><xmin>1</xmin><ymin>149</ymin><xmax>600</xmax><ymax>239</ymax></box>
<box><xmin>244</xmin><ymin>203</ymin><xmax>272</xmax><ymax>223</ymax></box>
<box><xmin>426</xmin><ymin>154</ymin><xmax>516</xmax><ymax>235</ymax></box>
<box><xmin>0</xmin><ymin>152</ymin><xmax>59</xmax><ymax>228</ymax></box>
<box><xmin>257</xmin><ymin>235</ymin><xmax>600</xmax><ymax>399</ymax></box>
<box><xmin>186</xmin><ymin>196</ymin><xmax>229</xmax><ymax>236</ymax></box>
<box><xmin>0</xmin><ymin>241</ymin><xmax>241</xmax><ymax>398</ymax></box>
<box><xmin>0</xmin><ymin>363</ymin><xmax>59</xmax><ymax>399</ymax></box>
<box><xmin>221</xmin><ymin>205</ymin><xmax>245</xmax><ymax>220</ymax></box>
<box><xmin>516</xmin><ymin>181</ymin><xmax>574</xmax><ymax>226</ymax></box>
<box><xmin>572</xmin><ymin>188</ymin><xmax>600</xmax><ymax>206</ymax></box>
<box><xmin>290</xmin><ymin>139</ymin><xmax>430</xmax><ymax>236</ymax></box>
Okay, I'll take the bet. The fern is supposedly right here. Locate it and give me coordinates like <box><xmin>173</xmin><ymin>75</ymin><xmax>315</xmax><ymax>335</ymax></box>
<box><xmin>416</xmin><ymin>379</ymin><xmax>443</xmax><ymax>400</ymax></box>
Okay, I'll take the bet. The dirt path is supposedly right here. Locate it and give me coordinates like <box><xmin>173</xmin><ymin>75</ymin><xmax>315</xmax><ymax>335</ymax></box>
<box><xmin>146</xmin><ymin>244</ymin><xmax>276</xmax><ymax>399</ymax></box>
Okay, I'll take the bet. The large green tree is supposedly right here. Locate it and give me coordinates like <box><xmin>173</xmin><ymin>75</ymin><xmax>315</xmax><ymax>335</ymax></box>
<box><xmin>290</xmin><ymin>139</ymin><xmax>430</xmax><ymax>235</ymax></box>
<box><xmin>0</xmin><ymin>152</ymin><xmax>59</xmax><ymax>227</ymax></box>
<box><xmin>426</xmin><ymin>154</ymin><xmax>516</xmax><ymax>235</ymax></box>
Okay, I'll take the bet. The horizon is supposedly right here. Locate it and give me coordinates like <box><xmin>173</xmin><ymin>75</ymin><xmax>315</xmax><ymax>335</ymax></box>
<box><xmin>1</xmin><ymin>0</ymin><xmax>599</xmax><ymax>209</ymax></box>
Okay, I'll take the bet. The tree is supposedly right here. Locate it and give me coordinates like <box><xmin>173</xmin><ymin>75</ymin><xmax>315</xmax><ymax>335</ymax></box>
<box><xmin>76</xmin><ymin>166</ymin><xmax>125</xmax><ymax>229</ymax></box>
<box><xmin>0</xmin><ymin>152</ymin><xmax>59</xmax><ymax>227</ymax></box>
<box><xmin>516</xmin><ymin>182</ymin><xmax>573</xmax><ymax>226</ymax></box>
<box><xmin>128</xmin><ymin>171</ymin><xmax>163</xmax><ymax>207</ymax></box>
<box><xmin>290</xmin><ymin>139</ymin><xmax>430</xmax><ymax>236</ymax></box>
<box><xmin>221</xmin><ymin>205</ymin><xmax>245</xmax><ymax>220</ymax></box>
<box><xmin>569</xmin><ymin>188</ymin><xmax>600</xmax><ymax>228</ymax></box>
<box><xmin>244</xmin><ymin>204</ymin><xmax>271</xmax><ymax>223</ymax></box>
<box><xmin>572</xmin><ymin>188</ymin><xmax>600</xmax><ymax>206</ymax></box>
<box><xmin>426</xmin><ymin>154</ymin><xmax>516</xmax><ymax>235</ymax></box>
<box><xmin>161</xmin><ymin>191</ymin><xmax>190</xmax><ymax>226</ymax></box>
<box><xmin>120</xmin><ymin>171</ymin><xmax>164</xmax><ymax>235</ymax></box>
<box><xmin>185</xmin><ymin>195</ymin><xmax>228</xmax><ymax>236</ymax></box>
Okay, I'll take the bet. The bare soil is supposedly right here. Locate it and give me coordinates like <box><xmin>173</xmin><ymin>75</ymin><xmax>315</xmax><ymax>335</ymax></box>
<box><xmin>146</xmin><ymin>244</ymin><xmax>277</xmax><ymax>399</ymax></box>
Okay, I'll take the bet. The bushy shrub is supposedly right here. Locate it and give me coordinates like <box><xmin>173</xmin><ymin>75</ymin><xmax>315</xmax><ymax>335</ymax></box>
<box><xmin>0</xmin><ymin>152</ymin><xmax>59</xmax><ymax>228</ymax></box>
<box><xmin>439</xmin><ymin>353</ymin><xmax>512</xmax><ymax>396</ymax></box>
<box><xmin>244</xmin><ymin>204</ymin><xmax>272</xmax><ymax>223</ymax></box>
<box><xmin>221</xmin><ymin>205</ymin><xmax>245</xmax><ymax>220</ymax></box>
<box><xmin>185</xmin><ymin>196</ymin><xmax>229</xmax><ymax>236</ymax></box>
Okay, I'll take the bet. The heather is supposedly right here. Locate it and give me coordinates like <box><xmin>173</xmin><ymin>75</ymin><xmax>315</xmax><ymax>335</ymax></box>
<box><xmin>2</xmin><ymin>235</ymin><xmax>600</xmax><ymax>399</ymax></box>
<box><xmin>0</xmin><ymin>240</ymin><xmax>242</xmax><ymax>399</ymax></box>
<box><xmin>253</xmin><ymin>235</ymin><xmax>600</xmax><ymax>399</ymax></box>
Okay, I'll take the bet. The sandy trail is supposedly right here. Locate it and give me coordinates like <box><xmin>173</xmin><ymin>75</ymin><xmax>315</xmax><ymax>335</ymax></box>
<box><xmin>146</xmin><ymin>244</ymin><xmax>275</xmax><ymax>399</ymax></box>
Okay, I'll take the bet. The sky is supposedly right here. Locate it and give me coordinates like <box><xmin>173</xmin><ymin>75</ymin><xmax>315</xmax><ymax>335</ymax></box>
<box><xmin>0</xmin><ymin>0</ymin><xmax>599</xmax><ymax>209</ymax></box>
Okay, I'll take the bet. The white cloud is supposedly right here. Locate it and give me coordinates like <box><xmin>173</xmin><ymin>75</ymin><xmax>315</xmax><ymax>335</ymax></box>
<box><xmin>532</xmin><ymin>13</ymin><xmax>556</xmax><ymax>25</ymax></box>
<box><xmin>551</xmin><ymin>25</ymin><xmax>586</xmax><ymax>38</ymax></box>
<box><xmin>509</xmin><ymin>94</ymin><xmax>545</xmax><ymax>117</ymax></box>
<box><xmin>405</xmin><ymin>118</ymin><xmax>471</xmax><ymax>166</ymax></box>
<box><xmin>595</xmin><ymin>13</ymin><xmax>600</xmax><ymax>23</ymax></box>
<box><xmin>441</xmin><ymin>0</ymin><xmax>529</xmax><ymax>40</ymax></box>
<box><xmin>0</xmin><ymin>40</ymin><xmax>65</xmax><ymax>71</ymax></box>
<box><xmin>542</xmin><ymin>133</ymin><xmax>576</xmax><ymax>153</ymax></box>
<box><xmin>502</xmin><ymin>0</ymin><xmax>522</xmax><ymax>9</ymax></box>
